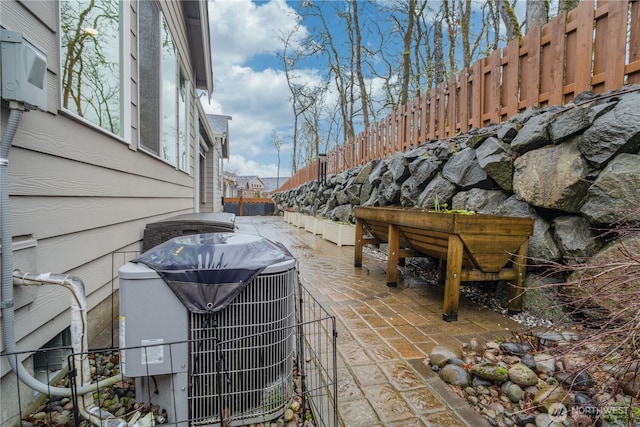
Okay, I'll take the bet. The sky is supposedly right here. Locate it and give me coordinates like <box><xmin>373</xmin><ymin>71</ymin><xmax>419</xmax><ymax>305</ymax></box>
<box><xmin>204</xmin><ymin>0</ymin><xmax>303</xmax><ymax>178</ymax></box>
<box><xmin>202</xmin><ymin>0</ymin><xmax>531</xmax><ymax>179</ymax></box>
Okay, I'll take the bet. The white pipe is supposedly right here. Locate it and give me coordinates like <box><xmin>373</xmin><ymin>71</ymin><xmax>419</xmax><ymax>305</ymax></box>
<box><xmin>11</xmin><ymin>272</ymin><xmax>123</xmax><ymax>396</ymax></box>
<box><xmin>12</xmin><ymin>272</ymin><xmax>128</xmax><ymax>427</ymax></box>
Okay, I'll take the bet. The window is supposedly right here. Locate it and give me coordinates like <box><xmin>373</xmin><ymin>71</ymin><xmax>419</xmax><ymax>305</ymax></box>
<box><xmin>139</xmin><ymin>0</ymin><xmax>190</xmax><ymax>170</ymax></box>
<box><xmin>60</xmin><ymin>0</ymin><xmax>124</xmax><ymax>137</ymax></box>
<box><xmin>178</xmin><ymin>72</ymin><xmax>190</xmax><ymax>171</ymax></box>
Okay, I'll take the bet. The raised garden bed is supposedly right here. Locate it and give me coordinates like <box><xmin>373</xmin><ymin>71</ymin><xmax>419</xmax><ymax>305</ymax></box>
<box><xmin>354</xmin><ymin>206</ymin><xmax>534</xmax><ymax>321</ymax></box>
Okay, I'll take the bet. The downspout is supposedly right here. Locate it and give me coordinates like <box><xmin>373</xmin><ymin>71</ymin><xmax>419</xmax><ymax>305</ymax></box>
<box><xmin>1</xmin><ymin>106</ymin><xmax>142</xmax><ymax>426</ymax></box>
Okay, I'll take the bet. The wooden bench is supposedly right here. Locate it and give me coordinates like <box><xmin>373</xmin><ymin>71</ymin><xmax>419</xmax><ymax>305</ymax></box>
<box><xmin>354</xmin><ymin>206</ymin><xmax>534</xmax><ymax>321</ymax></box>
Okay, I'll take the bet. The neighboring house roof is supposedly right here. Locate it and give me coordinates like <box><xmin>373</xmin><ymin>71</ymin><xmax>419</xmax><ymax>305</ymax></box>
<box><xmin>261</xmin><ymin>177</ymin><xmax>290</xmax><ymax>193</ymax></box>
<box><xmin>206</xmin><ymin>114</ymin><xmax>232</xmax><ymax>159</ymax></box>
<box><xmin>237</xmin><ymin>176</ymin><xmax>265</xmax><ymax>189</ymax></box>
<box><xmin>183</xmin><ymin>1</ymin><xmax>212</xmax><ymax>93</ymax></box>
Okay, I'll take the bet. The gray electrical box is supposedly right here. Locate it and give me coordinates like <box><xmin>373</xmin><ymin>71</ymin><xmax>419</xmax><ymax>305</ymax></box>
<box><xmin>1</xmin><ymin>29</ymin><xmax>48</xmax><ymax>111</ymax></box>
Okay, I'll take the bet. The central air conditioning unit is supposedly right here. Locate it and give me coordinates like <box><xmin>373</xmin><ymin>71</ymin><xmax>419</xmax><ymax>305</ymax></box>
<box><xmin>118</xmin><ymin>233</ymin><xmax>297</xmax><ymax>426</ymax></box>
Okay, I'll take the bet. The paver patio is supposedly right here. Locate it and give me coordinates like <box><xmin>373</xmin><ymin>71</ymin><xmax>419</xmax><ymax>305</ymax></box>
<box><xmin>92</xmin><ymin>215</ymin><xmax>524</xmax><ymax>426</ymax></box>
<box><xmin>235</xmin><ymin>216</ymin><xmax>524</xmax><ymax>427</ymax></box>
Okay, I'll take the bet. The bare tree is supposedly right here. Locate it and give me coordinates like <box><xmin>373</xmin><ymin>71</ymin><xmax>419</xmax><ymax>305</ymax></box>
<box><xmin>525</xmin><ymin>0</ymin><xmax>549</xmax><ymax>33</ymax></box>
<box><xmin>272</xmin><ymin>132</ymin><xmax>282</xmax><ymax>189</ymax></box>
<box><xmin>277</xmin><ymin>24</ymin><xmax>320</xmax><ymax>173</ymax></box>
<box><xmin>558</xmin><ymin>0</ymin><xmax>580</xmax><ymax>14</ymax></box>
<box><xmin>351</xmin><ymin>0</ymin><xmax>372</xmax><ymax>130</ymax></box>
<box><xmin>443</xmin><ymin>0</ymin><xmax>458</xmax><ymax>75</ymax></box>
<box><xmin>433</xmin><ymin>11</ymin><xmax>445</xmax><ymax>85</ymax></box>
<box><xmin>498</xmin><ymin>0</ymin><xmax>522</xmax><ymax>41</ymax></box>
<box><xmin>398</xmin><ymin>0</ymin><xmax>416</xmax><ymax>105</ymax></box>
<box><xmin>304</xmin><ymin>1</ymin><xmax>355</xmax><ymax>142</ymax></box>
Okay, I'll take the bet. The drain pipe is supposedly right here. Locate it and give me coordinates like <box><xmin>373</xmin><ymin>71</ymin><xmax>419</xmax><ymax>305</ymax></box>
<box><xmin>11</xmin><ymin>272</ymin><xmax>124</xmax><ymax>395</ymax></box>
<box><xmin>12</xmin><ymin>272</ymin><xmax>137</xmax><ymax>427</ymax></box>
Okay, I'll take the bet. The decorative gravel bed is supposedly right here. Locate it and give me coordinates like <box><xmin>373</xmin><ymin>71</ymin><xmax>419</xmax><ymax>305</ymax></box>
<box><xmin>21</xmin><ymin>353</ymin><xmax>316</xmax><ymax>427</ymax></box>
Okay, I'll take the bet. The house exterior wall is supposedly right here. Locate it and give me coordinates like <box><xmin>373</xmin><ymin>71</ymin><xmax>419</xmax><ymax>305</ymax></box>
<box><xmin>212</xmin><ymin>142</ymin><xmax>224</xmax><ymax>212</ymax></box>
<box><xmin>202</xmin><ymin>144</ymin><xmax>215</xmax><ymax>212</ymax></box>
<box><xmin>0</xmin><ymin>1</ymin><xmax>210</xmax><ymax>422</ymax></box>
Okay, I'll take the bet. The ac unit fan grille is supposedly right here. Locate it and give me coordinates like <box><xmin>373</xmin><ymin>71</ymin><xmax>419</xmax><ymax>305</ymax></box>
<box><xmin>189</xmin><ymin>267</ymin><xmax>296</xmax><ymax>425</ymax></box>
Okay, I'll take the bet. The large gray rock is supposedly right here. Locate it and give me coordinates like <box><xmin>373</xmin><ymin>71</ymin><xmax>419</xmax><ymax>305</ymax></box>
<box><xmin>475</xmin><ymin>137</ymin><xmax>514</xmax><ymax>191</ymax></box>
<box><xmin>334</xmin><ymin>170</ymin><xmax>350</xmax><ymax>185</ymax></box>
<box><xmin>519</xmin><ymin>274</ymin><xmax>566</xmax><ymax>322</ymax></box>
<box><xmin>327</xmin><ymin>204</ymin><xmax>354</xmax><ymax>223</ymax></box>
<box><xmin>400</xmin><ymin>176</ymin><xmax>424</xmax><ymax>207</ymax></box>
<box><xmin>513</xmin><ymin>139</ymin><xmax>591</xmax><ymax>213</ymax></box>
<box><xmin>549</xmin><ymin>102</ymin><xmax>597</xmax><ymax>143</ymax></box>
<box><xmin>416</xmin><ymin>173</ymin><xmax>458</xmax><ymax>209</ymax></box>
<box><xmin>388</xmin><ymin>151</ymin><xmax>410</xmax><ymax>183</ymax></box>
<box><xmin>362</xmin><ymin>186</ymin><xmax>380</xmax><ymax>207</ymax></box>
<box><xmin>354</xmin><ymin>162</ymin><xmax>375</xmax><ymax>184</ymax></box>
<box><xmin>533</xmin><ymin>354</ymin><xmax>556</xmax><ymax>377</ymax></box>
<box><xmin>508</xmin><ymin>363</ymin><xmax>539</xmax><ymax>387</ymax></box>
<box><xmin>334</xmin><ymin>188</ymin><xmax>349</xmax><ymax>206</ymax></box>
<box><xmin>553</xmin><ymin>216</ymin><xmax>599</xmax><ymax>260</ymax></box>
<box><xmin>408</xmin><ymin>157</ymin><xmax>440</xmax><ymax>184</ymax></box>
<box><xmin>345</xmin><ymin>184</ymin><xmax>362</xmax><ymax>205</ymax></box>
<box><xmin>379</xmin><ymin>170</ymin><xmax>401</xmax><ymax>204</ymax></box>
<box><xmin>497</xmin><ymin>122</ymin><xmax>520</xmax><ymax>142</ymax></box>
<box><xmin>580</xmin><ymin>153</ymin><xmax>640</xmax><ymax>225</ymax></box>
<box><xmin>429</xmin><ymin>345</ymin><xmax>460</xmax><ymax>367</ymax></box>
<box><xmin>442</xmin><ymin>147</ymin><xmax>489</xmax><ymax>188</ymax></box>
<box><xmin>510</xmin><ymin>111</ymin><xmax>556</xmax><ymax>154</ymax></box>
<box><xmin>579</xmin><ymin>92</ymin><xmax>640</xmax><ymax>168</ymax></box>
<box><xmin>494</xmin><ymin>196</ymin><xmax>562</xmax><ymax>262</ymax></box>
<box><xmin>470</xmin><ymin>363</ymin><xmax>509</xmax><ymax>382</ymax></box>
<box><xmin>368</xmin><ymin>159</ymin><xmax>388</xmax><ymax>186</ymax></box>
<box><xmin>439</xmin><ymin>364</ymin><xmax>470</xmax><ymax>386</ymax></box>
<box><xmin>427</xmin><ymin>140</ymin><xmax>455</xmax><ymax>161</ymax></box>
<box><xmin>451</xmin><ymin>189</ymin><xmax>507</xmax><ymax>214</ymax></box>
<box><xmin>400</xmin><ymin>158</ymin><xmax>440</xmax><ymax>207</ymax></box>
<box><xmin>359</xmin><ymin>179</ymin><xmax>376</xmax><ymax>205</ymax></box>
<box><xmin>403</xmin><ymin>146</ymin><xmax>428</xmax><ymax>162</ymax></box>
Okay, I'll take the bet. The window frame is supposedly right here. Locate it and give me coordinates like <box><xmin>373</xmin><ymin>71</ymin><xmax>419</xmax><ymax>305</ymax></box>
<box><xmin>58</xmin><ymin>0</ymin><xmax>131</xmax><ymax>143</ymax></box>
<box><xmin>137</xmin><ymin>0</ymin><xmax>191</xmax><ymax>173</ymax></box>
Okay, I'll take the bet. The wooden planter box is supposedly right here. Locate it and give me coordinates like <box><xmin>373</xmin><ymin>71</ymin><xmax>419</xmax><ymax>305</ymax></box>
<box><xmin>304</xmin><ymin>216</ymin><xmax>325</xmax><ymax>235</ymax></box>
<box><xmin>354</xmin><ymin>206</ymin><xmax>534</xmax><ymax>321</ymax></box>
<box><xmin>322</xmin><ymin>221</ymin><xmax>356</xmax><ymax>246</ymax></box>
<box><xmin>283</xmin><ymin>210</ymin><xmax>293</xmax><ymax>223</ymax></box>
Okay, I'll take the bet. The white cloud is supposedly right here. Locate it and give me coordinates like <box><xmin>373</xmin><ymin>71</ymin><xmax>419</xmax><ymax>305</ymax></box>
<box><xmin>224</xmin><ymin>154</ymin><xmax>284</xmax><ymax>178</ymax></box>
<box><xmin>205</xmin><ymin>0</ymin><xmax>309</xmax><ymax>177</ymax></box>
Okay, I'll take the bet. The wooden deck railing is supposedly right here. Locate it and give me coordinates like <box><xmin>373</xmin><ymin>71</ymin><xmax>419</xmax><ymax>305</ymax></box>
<box><xmin>276</xmin><ymin>0</ymin><xmax>640</xmax><ymax>193</ymax></box>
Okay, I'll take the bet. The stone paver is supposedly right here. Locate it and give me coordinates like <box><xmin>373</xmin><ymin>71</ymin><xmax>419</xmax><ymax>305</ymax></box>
<box><xmin>235</xmin><ymin>216</ymin><xmax>524</xmax><ymax>427</ymax></box>
<box><xmin>91</xmin><ymin>216</ymin><xmax>525</xmax><ymax>427</ymax></box>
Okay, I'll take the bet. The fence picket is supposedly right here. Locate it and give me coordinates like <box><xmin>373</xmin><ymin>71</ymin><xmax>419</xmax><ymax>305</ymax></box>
<box><xmin>276</xmin><ymin>1</ymin><xmax>638</xmax><ymax>193</ymax></box>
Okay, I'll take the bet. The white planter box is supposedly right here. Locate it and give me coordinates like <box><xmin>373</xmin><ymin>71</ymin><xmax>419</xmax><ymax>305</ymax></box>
<box><xmin>304</xmin><ymin>216</ymin><xmax>325</xmax><ymax>235</ymax></box>
<box><xmin>288</xmin><ymin>212</ymin><xmax>301</xmax><ymax>226</ymax></box>
<box><xmin>296</xmin><ymin>214</ymin><xmax>309</xmax><ymax>228</ymax></box>
<box><xmin>283</xmin><ymin>211</ymin><xmax>292</xmax><ymax>223</ymax></box>
<box><xmin>322</xmin><ymin>221</ymin><xmax>355</xmax><ymax>246</ymax></box>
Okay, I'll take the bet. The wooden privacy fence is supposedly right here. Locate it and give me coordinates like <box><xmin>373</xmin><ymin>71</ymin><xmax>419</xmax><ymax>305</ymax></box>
<box><xmin>277</xmin><ymin>0</ymin><xmax>640</xmax><ymax>193</ymax></box>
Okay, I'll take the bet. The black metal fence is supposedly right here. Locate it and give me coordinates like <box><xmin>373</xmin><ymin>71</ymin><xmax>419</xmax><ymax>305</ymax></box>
<box><xmin>2</xmin><ymin>281</ymin><xmax>337</xmax><ymax>427</ymax></box>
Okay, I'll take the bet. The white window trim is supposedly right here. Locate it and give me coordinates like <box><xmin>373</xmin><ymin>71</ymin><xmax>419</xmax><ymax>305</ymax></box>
<box><xmin>58</xmin><ymin>0</ymin><xmax>131</xmax><ymax>145</ymax></box>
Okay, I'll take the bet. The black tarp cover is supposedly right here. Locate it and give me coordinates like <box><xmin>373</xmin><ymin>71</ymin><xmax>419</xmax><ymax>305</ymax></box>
<box><xmin>132</xmin><ymin>233</ymin><xmax>294</xmax><ymax>313</ymax></box>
